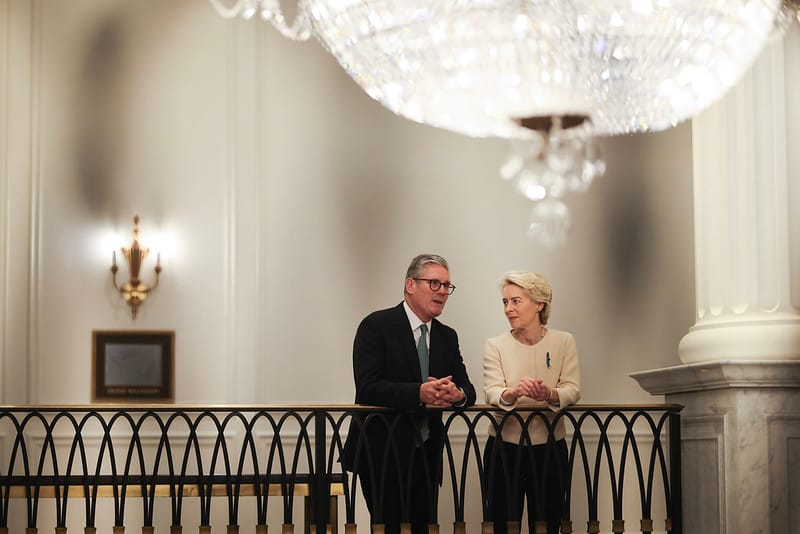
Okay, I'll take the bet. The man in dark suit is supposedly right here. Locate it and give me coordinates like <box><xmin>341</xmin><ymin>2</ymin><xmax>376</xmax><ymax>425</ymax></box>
<box><xmin>342</xmin><ymin>254</ymin><xmax>477</xmax><ymax>534</ymax></box>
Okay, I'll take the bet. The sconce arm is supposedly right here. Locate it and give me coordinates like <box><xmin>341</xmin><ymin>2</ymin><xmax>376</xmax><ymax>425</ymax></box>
<box><xmin>148</xmin><ymin>264</ymin><xmax>161</xmax><ymax>292</ymax></box>
<box><xmin>111</xmin><ymin>264</ymin><xmax>122</xmax><ymax>292</ymax></box>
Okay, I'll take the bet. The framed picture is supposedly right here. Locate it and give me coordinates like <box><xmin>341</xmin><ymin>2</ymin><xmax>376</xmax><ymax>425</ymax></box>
<box><xmin>92</xmin><ymin>330</ymin><xmax>175</xmax><ymax>402</ymax></box>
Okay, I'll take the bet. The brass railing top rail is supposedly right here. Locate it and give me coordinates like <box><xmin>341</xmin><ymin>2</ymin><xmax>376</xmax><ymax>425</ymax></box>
<box><xmin>0</xmin><ymin>403</ymin><xmax>683</xmax><ymax>412</ymax></box>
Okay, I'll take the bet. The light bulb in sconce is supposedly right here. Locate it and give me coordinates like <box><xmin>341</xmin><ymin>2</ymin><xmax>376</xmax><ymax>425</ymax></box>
<box><xmin>110</xmin><ymin>215</ymin><xmax>162</xmax><ymax>319</ymax></box>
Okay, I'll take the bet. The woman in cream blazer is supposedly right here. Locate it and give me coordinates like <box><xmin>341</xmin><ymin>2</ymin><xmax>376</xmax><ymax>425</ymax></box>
<box><xmin>483</xmin><ymin>271</ymin><xmax>581</xmax><ymax>534</ymax></box>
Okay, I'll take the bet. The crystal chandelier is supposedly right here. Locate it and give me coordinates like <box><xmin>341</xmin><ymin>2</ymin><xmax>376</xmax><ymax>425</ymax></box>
<box><xmin>210</xmin><ymin>0</ymin><xmax>785</xmax><ymax>245</ymax></box>
<box><xmin>304</xmin><ymin>1</ymin><xmax>781</xmax><ymax>136</ymax></box>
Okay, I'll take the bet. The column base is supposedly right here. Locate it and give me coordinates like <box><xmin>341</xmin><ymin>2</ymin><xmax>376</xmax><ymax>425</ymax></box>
<box><xmin>678</xmin><ymin>320</ymin><xmax>800</xmax><ymax>364</ymax></box>
<box><xmin>630</xmin><ymin>361</ymin><xmax>800</xmax><ymax>534</ymax></box>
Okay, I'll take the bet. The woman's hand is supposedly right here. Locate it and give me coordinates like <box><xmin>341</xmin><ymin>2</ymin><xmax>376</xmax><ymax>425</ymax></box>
<box><xmin>529</xmin><ymin>378</ymin><xmax>550</xmax><ymax>402</ymax></box>
<box><xmin>504</xmin><ymin>376</ymin><xmax>551</xmax><ymax>403</ymax></box>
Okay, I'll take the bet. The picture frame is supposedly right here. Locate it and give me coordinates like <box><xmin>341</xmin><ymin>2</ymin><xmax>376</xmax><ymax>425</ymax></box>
<box><xmin>92</xmin><ymin>330</ymin><xmax>175</xmax><ymax>402</ymax></box>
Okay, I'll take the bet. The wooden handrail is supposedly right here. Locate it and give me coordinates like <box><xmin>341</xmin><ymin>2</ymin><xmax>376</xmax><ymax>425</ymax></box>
<box><xmin>0</xmin><ymin>403</ymin><xmax>683</xmax><ymax>411</ymax></box>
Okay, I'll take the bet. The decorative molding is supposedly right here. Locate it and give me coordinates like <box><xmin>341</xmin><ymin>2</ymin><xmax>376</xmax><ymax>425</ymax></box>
<box><xmin>1</xmin><ymin>0</ymin><xmax>39</xmax><ymax>404</ymax></box>
<box><xmin>630</xmin><ymin>360</ymin><xmax>800</xmax><ymax>395</ymax></box>
<box><xmin>681</xmin><ymin>414</ymin><xmax>726</xmax><ymax>534</ymax></box>
<box><xmin>223</xmin><ymin>15</ymin><xmax>264</xmax><ymax>403</ymax></box>
<box><xmin>27</xmin><ymin>0</ymin><xmax>42</xmax><ymax>403</ymax></box>
<box><xmin>223</xmin><ymin>9</ymin><xmax>238</xmax><ymax>404</ymax></box>
<box><xmin>0</xmin><ymin>0</ymin><xmax>9</xmax><ymax>404</ymax></box>
<box><xmin>767</xmin><ymin>414</ymin><xmax>800</xmax><ymax>533</ymax></box>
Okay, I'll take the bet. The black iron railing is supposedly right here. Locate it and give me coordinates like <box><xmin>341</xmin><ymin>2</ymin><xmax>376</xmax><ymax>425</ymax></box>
<box><xmin>0</xmin><ymin>404</ymin><xmax>681</xmax><ymax>533</ymax></box>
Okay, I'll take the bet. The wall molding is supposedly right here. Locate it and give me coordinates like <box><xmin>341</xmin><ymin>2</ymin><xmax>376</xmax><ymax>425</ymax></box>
<box><xmin>0</xmin><ymin>0</ymin><xmax>9</xmax><ymax>404</ymax></box>
<box><xmin>767</xmin><ymin>414</ymin><xmax>800</xmax><ymax>533</ymax></box>
<box><xmin>27</xmin><ymin>0</ymin><xmax>42</xmax><ymax>404</ymax></box>
<box><xmin>1</xmin><ymin>0</ymin><xmax>39</xmax><ymax>404</ymax></box>
<box><xmin>223</xmin><ymin>16</ymin><xmax>264</xmax><ymax>403</ymax></box>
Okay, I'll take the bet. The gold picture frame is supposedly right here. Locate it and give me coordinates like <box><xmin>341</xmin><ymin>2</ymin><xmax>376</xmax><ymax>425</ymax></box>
<box><xmin>92</xmin><ymin>330</ymin><xmax>175</xmax><ymax>402</ymax></box>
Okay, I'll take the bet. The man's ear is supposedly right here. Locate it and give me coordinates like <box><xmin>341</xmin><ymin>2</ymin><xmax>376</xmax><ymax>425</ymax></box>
<box><xmin>405</xmin><ymin>277</ymin><xmax>415</xmax><ymax>294</ymax></box>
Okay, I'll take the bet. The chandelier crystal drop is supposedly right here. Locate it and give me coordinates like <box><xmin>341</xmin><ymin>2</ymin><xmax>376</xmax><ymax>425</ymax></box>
<box><xmin>501</xmin><ymin>121</ymin><xmax>606</xmax><ymax>246</ymax></box>
<box><xmin>503</xmin><ymin>123</ymin><xmax>606</xmax><ymax>202</ymax></box>
<box><xmin>208</xmin><ymin>0</ymin><xmax>313</xmax><ymax>40</ymax></box>
<box><xmin>527</xmin><ymin>199</ymin><xmax>572</xmax><ymax>249</ymax></box>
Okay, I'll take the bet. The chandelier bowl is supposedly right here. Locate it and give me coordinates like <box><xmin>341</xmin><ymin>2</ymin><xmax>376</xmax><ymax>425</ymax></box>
<box><xmin>305</xmin><ymin>0</ymin><xmax>781</xmax><ymax>137</ymax></box>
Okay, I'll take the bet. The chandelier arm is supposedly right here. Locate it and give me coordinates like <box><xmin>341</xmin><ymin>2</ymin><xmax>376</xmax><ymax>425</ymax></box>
<box><xmin>262</xmin><ymin>0</ymin><xmax>313</xmax><ymax>41</ymax></box>
<box><xmin>207</xmin><ymin>0</ymin><xmax>250</xmax><ymax>19</ymax></box>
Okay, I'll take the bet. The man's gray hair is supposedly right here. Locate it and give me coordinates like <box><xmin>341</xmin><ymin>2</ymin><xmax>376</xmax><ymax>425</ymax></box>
<box><xmin>404</xmin><ymin>254</ymin><xmax>449</xmax><ymax>291</ymax></box>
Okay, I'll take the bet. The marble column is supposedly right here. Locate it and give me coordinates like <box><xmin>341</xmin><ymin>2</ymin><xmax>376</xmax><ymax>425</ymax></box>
<box><xmin>631</xmin><ymin>23</ymin><xmax>800</xmax><ymax>534</ymax></box>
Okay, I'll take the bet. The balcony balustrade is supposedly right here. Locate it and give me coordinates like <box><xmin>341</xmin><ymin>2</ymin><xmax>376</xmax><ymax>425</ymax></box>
<box><xmin>0</xmin><ymin>404</ymin><xmax>681</xmax><ymax>534</ymax></box>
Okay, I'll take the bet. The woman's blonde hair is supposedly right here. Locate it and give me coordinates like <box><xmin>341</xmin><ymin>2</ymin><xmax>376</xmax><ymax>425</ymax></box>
<box><xmin>500</xmin><ymin>271</ymin><xmax>553</xmax><ymax>325</ymax></box>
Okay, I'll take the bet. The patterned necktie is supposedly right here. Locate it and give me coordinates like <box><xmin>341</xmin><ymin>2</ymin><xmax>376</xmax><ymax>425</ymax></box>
<box><xmin>417</xmin><ymin>323</ymin><xmax>430</xmax><ymax>443</ymax></box>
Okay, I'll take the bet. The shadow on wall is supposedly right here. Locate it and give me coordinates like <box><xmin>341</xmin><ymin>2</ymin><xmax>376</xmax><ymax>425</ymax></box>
<box><xmin>591</xmin><ymin>127</ymin><xmax>695</xmax><ymax>373</ymax></box>
<box><xmin>603</xmin><ymin>166</ymin><xmax>652</xmax><ymax>297</ymax></box>
<box><xmin>73</xmin><ymin>2</ymin><xmax>189</xmax><ymax>216</ymax></box>
<box><xmin>75</xmin><ymin>8</ymin><xmax>125</xmax><ymax>213</ymax></box>
<box><xmin>588</xmin><ymin>133</ymin><xmax>659</xmax><ymax>305</ymax></box>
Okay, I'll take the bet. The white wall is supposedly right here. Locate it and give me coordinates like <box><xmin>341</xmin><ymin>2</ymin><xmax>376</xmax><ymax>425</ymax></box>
<box><xmin>0</xmin><ymin>0</ymin><xmax>695</xmax><ymax>406</ymax></box>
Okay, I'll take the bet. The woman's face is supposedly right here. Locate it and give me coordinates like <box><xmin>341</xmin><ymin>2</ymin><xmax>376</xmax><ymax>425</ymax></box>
<box><xmin>502</xmin><ymin>283</ymin><xmax>542</xmax><ymax>330</ymax></box>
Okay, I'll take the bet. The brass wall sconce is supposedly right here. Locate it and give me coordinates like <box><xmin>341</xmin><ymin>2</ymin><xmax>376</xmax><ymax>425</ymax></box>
<box><xmin>111</xmin><ymin>215</ymin><xmax>161</xmax><ymax>319</ymax></box>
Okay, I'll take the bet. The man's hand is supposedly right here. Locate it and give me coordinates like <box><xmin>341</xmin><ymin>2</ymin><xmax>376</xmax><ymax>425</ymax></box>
<box><xmin>420</xmin><ymin>376</ymin><xmax>465</xmax><ymax>406</ymax></box>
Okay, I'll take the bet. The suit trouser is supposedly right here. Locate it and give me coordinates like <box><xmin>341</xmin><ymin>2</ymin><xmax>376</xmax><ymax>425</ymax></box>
<box><xmin>358</xmin><ymin>438</ymin><xmax>439</xmax><ymax>534</ymax></box>
<box><xmin>483</xmin><ymin>436</ymin><xmax>569</xmax><ymax>534</ymax></box>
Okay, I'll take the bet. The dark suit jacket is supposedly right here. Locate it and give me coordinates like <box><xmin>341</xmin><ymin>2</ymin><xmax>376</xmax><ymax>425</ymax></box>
<box><xmin>341</xmin><ymin>302</ymin><xmax>476</xmax><ymax>476</ymax></box>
